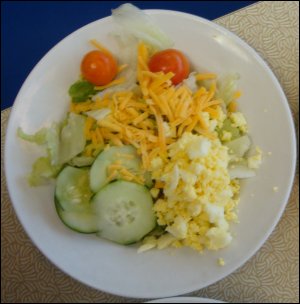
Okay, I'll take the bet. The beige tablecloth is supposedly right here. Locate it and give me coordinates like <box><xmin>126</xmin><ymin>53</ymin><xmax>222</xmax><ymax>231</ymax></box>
<box><xmin>1</xmin><ymin>1</ymin><xmax>299</xmax><ymax>303</ymax></box>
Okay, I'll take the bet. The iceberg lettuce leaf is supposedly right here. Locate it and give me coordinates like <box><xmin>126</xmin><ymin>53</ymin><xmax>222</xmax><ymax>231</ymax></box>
<box><xmin>68</xmin><ymin>156</ymin><xmax>95</xmax><ymax>167</ymax></box>
<box><xmin>112</xmin><ymin>3</ymin><xmax>173</xmax><ymax>50</ymax></box>
<box><xmin>216</xmin><ymin>73</ymin><xmax>240</xmax><ymax>105</ymax></box>
<box><xmin>17</xmin><ymin>127</ymin><xmax>48</xmax><ymax>145</ymax></box>
<box><xmin>58</xmin><ymin>113</ymin><xmax>86</xmax><ymax>165</ymax></box>
<box><xmin>28</xmin><ymin>156</ymin><xmax>62</xmax><ymax>186</ymax></box>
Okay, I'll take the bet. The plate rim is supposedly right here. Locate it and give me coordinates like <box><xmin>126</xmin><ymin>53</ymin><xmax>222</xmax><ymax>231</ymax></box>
<box><xmin>146</xmin><ymin>296</ymin><xmax>225</xmax><ymax>303</ymax></box>
<box><xmin>4</xmin><ymin>9</ymin><xmax>297</xmax><ymax>299</ymax></box>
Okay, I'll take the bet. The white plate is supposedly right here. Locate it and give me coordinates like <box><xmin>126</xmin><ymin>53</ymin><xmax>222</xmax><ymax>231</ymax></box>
<box><xmin>147</xmin><ymin>297</ymin><xmax>224</xmax><ymax>303</ymax></box>
<box><xmin>5</xmin><ymin>9</ymin><xmax>296</xmax><ymax>299</ymax></box>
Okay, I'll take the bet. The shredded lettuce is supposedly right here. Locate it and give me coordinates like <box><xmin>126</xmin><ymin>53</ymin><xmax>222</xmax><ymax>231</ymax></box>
<box><xmin>18</xmin><ymin>113</ymin><xmax>87</xmax><ymax>185</ymax></box>
<box><xmin>183</xmin><ymin>72</ymin><xmax>198</xmax><ymax>92</ymax></box>
<box><xmin>46</xmin><ymin>123</ymin><xmax>61</xmax><ymax>165</ymax></box>
<box><xmin>68</xmin><ymin>156</ymin><xmax>95</xmax><ymax>167</ymax></box>
<box><xmin>28</xmin><ymin>156</ymin><xmax>61</xmax><ymax>186</ymax></box>
<box><xmin>111</xmin><ymin>3</ymin><xmax>173</xmax><ymax>50</ymax></box>
<box><xmin>18</xmin><ymin>113</ymin><xmax>86</xmax><ymax>166</ymax></box>
<box><xmin>216</xmin><ymin>73</ymin><xmax>240</xmax><ymax>105</ymax></box>
<box><xmin>101</xmin><ymin>35</ymin><xmax>139</xmax><ymax>97</ymax></box>
<box><xmin>198</xmin><ymin>73</ymin><xmax>240</xmax><ymax>105</ymax></box>
<box><xmin>17</xmin><ymin>127</ymin><xmax>48</xmax><ymax>145</ymax></box>
<box><xmin>59</xmin><ymin>113</ymin><xmax>86</xmax><ymax>165</ymax></box>
<box><xmin>225</xmin><ymin>135</ymin><xmax>251</xmax><ymax>158</ymax></box>
<box><xmin>84</xmin><ymin>108</ymin><xmax>111</xmax><ymax>121</ymax></box>
<box><xmin>18</xmin><ymin>124</ymin><xmax>61</xmax><ymax>165</ymax></box>
<box><xmin>198</xmin><ymin>79</ymin><xmax>215</xmax><ymax>91</ymax></box>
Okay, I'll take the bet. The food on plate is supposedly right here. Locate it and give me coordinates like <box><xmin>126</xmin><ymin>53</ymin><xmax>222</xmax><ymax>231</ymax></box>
<box><xmin>148</xmin><ymin>49</ymin><xmax>190</xmax><ymax>85</ymax></box>
<box><xmin>18</xmin><ymin>3</ymin><xmax>262</xmax><ymax>253</ymax></box>
<box><xmin>81</xmin><ymin>50</ymin><xmax>118</xmax><ymax>86</ymax></box>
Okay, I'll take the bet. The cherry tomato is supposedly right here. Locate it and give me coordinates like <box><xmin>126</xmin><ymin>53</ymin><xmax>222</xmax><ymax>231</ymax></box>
<box><xmin>81</xmin><ymin>50</ymin><xmax>118</xmax><ymax>86</ymax></box>
<box><xmin>148</xmin><ymin>49</ymin><xmax>190</xmax><ymax>85</ymax></box>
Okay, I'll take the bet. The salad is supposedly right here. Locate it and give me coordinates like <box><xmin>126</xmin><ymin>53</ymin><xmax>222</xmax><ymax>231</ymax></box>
<box><xmin>18</xmin><ymin>4</ymin><xmax>262</xmax><ymax>254</ymax></box>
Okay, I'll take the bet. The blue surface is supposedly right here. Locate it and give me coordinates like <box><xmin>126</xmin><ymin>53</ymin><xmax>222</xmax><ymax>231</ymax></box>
<box><xmin>1</xmin><ymin>1</ymin><xmax>256</xmax><ymax>110</ymax></box>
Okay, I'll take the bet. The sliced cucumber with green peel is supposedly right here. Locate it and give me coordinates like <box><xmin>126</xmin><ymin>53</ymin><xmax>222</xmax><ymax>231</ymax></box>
<box><xmin>55</xmin><ymin>198</ymin><xmax>98</xmax><ymax>234</ymax></box>
<box><xmin>92</xmin><ymin>181</ymin><xmax>156</xmax><ymax>245</ymax></box>
<box><xmin>90</xmin><ymin>145</ymin><xmax>151</xmax><ymax>193</ymax></box>
<box><xmin>55</xmin><ymin>166</ymin><xmax>93</xmax><ymax>212</ymax></box>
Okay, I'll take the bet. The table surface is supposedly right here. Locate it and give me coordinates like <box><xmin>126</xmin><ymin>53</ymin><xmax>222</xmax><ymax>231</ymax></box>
<box><xmin>1</xmin><ymin>1</ymin><xmax>256</xmax><ymax>111</ymax></box>
<box><xmin>1</xmin><ymin>1</ymin><xmax>299</xmax><ymax>303</ymax></box>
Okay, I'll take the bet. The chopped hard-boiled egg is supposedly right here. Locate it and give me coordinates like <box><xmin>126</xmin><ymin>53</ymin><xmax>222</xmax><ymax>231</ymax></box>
<box><xmin>162</xmin><ymin>121</ymin><xmax>176</xmax><ymax>138</ymax></box>
<box><xmin>216</xmin><ymin>106</ymin><xmax>227</xmax><ymax>128</ymax></box>
<box><xmin>247</xmin><ymin>146</ymin><xmax>263</xmax><ymax>169</ymax></box>
<box><xmin>209</xmin><ymin>119</ymin><xmax>218</xmax><ymax>132</ymax></box>
<box><xmin>143</xmin><ymin>132</ymin><xmax>239</xmax><ymax>252</ymax></box>
<box><xmin>187</xmin><ymin>136</ymin><xmax>211</xmax><ymax>159</ymax></box>
<box><xmin>221</xmin><ymin>130</ymin><xmax>232</xmax><ymax>142</ymax></box>
<box><xmin>206</xmin><ymin>227</ymin><xmax>232</xmax><ymax>250</ymax></box>
<box><xmin>150</xmin><ymin>188</ymin><xmax>160</xmax><ymax>198</ymax></box>
<box><xmin>150</xmin><ymin>157</ymin><xmax>163</xmax><ymax>172</ymax></box>
<box><xmin>229</xmin><ymin>112</ymin><xmax>248</xmax><ymax>133</ymax></box>
<box><xmin>166</xmin><ymin>216</ymin><xmax>188</xmax><ymax>239</ymax></box>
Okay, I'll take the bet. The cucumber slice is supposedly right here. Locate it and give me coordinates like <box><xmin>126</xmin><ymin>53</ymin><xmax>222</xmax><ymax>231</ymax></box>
<box><xmin>92</xmin><ymin>181</ymin><xmax>156</xmax><ymax>245</ymax></box>
<box><xmin>90</xmin><ymin>145</ymin><xmax>151</xmax><ymax>193</ymax></box>
<box><xmin>55</xmin><ymin>198</ymin><xmax>98</xmax><ymax>234</ymax></box>
<box><xmin>55</xmin><ymin>166</ymin><xmax>93</xmax><ymax>212</ymax></box>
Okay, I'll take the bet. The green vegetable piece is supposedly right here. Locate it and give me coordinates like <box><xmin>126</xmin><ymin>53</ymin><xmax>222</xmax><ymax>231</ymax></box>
<box><xmin>68</xmin><ymin>80</ymin><xmax>97</xmax><ymax>103</ymax></box>
<box><xmin>46</xmin><ymin>123</ymin><xmax>61</xmax><ymax>166</ymax></box>
<box><xmin>17</xmin><ymin>127</ymin><xmax>48</xmax><ymax>145</ymax></box>
<box><xmin>28</xmin><ymin>157</ymin><xmax>62</xmax><ymax>186</ymax></box>
<box><xmin>216</xmin><ymin>73</ymin><xmax>240</xmax><ymax>105</ymax></box>
<box><xmin>112</xmin><ymin>3</ymin><xmax>173</xmax><ymax>50</ymax></box>
<box><xmin>219</xmin><ymin>118</ymin><xmax>241</xmax><ymax>140</ymax></box>
<box><xmin>58</xmin><ymin>113</ymin><xmax>86</xmax><ymax>165</ymax></box>
<box><xmin>68</xmin><ymin>156</ymin><xmax>95</xmax><ymax>167</ymax></box>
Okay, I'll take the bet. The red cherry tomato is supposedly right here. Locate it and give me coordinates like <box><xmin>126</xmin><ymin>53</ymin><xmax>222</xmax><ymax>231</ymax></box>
<box><xmin>148</xmin><ymin>49</ymin><xmax>190</xmax><ymax>85</ymax></box>
<box><xmin>81</xmin><ymin>50</ymin><xmax>118</xmax><ymax>86</ymax></box>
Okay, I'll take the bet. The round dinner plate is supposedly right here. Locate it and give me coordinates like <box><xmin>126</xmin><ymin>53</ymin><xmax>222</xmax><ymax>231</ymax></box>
<box><xmin>5</xmin><ymin>9</ymin><xmax>296</xmax><ymax>299</ymax></box>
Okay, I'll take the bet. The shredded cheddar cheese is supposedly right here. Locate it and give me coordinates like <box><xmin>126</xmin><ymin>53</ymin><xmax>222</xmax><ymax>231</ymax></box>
<box><xmin>95</xmin><ymin>77</ymin><xmax>126</xmax><ymax>91</ymax></box>
<box><xmin>90</xmin><ymin>39</ymin><xmax>113</xmax><ymax>57</ymax></box>
<box><xmin>117</xmin><ymin>64</ymin><xmax>128</xmax><ymax>73</ymax></box>
<box><xmin>233</xmin><ymin>90</ymin><xmax>242</xmax><ymax>99</ymax></box>
<box><xmin>195</xmin><ymin>73</ymin><xmax>217</xmax><ymax>81</ymax></box>
<box><xmin>69</xmin><ymin>41</ymin><xmax>226</xmax><ymax>171</ymax></box>
<box><xmin>227</xmin><ymin>101</ymin><xmax>238</xmax><ymax>112</ymax></box>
